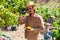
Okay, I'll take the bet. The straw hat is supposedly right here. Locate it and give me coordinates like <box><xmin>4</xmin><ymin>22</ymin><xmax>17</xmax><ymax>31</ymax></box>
<box><xmin>51</xmin><ymin>16</ymin><xmax>55</xmax><ymax>19</ymax></box>
<box><xmin>26</xmin><ymin>1</ymin><xmax>36</xmax><ymax>8</ymax></box>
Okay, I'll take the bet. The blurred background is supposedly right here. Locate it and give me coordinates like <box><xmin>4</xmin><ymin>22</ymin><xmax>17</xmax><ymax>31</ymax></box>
<box><xmin>0</xmin><ymin>0</ymin><xmax>60</xmax><ymax>40</ymax></box>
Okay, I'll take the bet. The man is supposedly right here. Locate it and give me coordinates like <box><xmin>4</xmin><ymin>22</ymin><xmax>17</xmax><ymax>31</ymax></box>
<box><xmin>19</xmin><ymin>2</ymin><xmax>44</xmax><ymax>40</ymax></box>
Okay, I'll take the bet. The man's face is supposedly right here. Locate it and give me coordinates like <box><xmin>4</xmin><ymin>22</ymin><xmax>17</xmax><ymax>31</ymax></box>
<box><xmin>27</xmin><ymin>6</ymin><xmax>35</xmax><ymax>15</ymax></box>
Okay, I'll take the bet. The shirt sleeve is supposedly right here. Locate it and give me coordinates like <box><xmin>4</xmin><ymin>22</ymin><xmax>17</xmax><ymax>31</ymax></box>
<box><xmin>39</xmin><ymin>15</ymin><xmax>45</xmax><ymax>29</ymax></box>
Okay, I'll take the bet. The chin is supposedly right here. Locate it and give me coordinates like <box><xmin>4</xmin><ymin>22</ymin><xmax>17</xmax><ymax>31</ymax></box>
<box><xmin>29</xmin><ymin>14</ymin><xmax>32</xmax><ymax>16</ymax></box>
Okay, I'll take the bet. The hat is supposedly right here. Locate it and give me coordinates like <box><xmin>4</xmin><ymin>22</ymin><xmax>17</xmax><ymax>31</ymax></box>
<box><xmin>26</xmin><ymin>1</ymin><xmax>36</xmax><ymax>8</ymax></box>
<box><xmin>51</xmin><ymin>16</ymin><xmax>55</xmax><ymax>19</ymax></box>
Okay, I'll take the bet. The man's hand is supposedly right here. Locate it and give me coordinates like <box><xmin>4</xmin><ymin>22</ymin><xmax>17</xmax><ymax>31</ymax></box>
<box><xmin>19</xmin><ymin>16</ymin><xmax>24</xmax><ymax>21</ymax></box>
<box><xmin>26</xmin><ymin>27</ymin><xmax>34</xmax><ymax>32</ymax></box>
<box><xmin>33</xmin><ymin>28</ymin><xmax>44</xmax><ymax>33</ymax></box>
<box><xmin>18</xmin><ymin>16</ymin><xmax>24</xmax><ymax>24</ymax></box>
<box><xmin>33</xmin><ymin>29</ymin><xmax>40</xmax><ymax>33</ymax></box>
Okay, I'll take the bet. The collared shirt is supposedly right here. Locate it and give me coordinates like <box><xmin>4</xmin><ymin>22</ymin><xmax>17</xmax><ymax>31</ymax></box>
<box><xmin>24</xmin><ymin>14</ymin><xmax>45</xmax><ymax>29</ymax></box>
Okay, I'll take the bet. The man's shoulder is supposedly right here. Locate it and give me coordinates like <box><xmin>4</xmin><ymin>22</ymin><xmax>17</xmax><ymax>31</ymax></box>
<box><xmin>24</xmin><ymin>14</ymin><xmax>29</xmax><ymax>19</ymax></box>
<box><xmin>25</xmin><ymin>14</ymin><xmax>29</xmax><ymax>18</ymax></box>
<box><xmin>35</xmin><ymin>14</ymin><xmax>42</xmax><ymax>18</ymax></box>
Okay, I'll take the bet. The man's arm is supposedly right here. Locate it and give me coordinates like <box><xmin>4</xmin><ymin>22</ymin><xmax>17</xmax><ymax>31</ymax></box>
<box><xmin>18</xmin><ymin>16</ymin><xmax>25</xmax><ymax>25</ymax></box>
<box><xmin>34</xmin><ymin>15</ymin><xmax>45</xmax><ymax>33</ymax></box>
<box><xmin>39</xmin><ymin>15</ymin><xmax>45</xmax><ymax>29</ymax></box>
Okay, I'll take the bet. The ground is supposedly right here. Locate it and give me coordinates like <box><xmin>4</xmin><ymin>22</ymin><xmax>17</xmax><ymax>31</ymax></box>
<box><xmin>0</xmin><ymin>24</ymin><xmax>44</xmax><ymax>40</ymax></box>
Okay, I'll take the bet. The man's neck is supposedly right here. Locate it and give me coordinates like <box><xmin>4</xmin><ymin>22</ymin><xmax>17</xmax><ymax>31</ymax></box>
<box><xmin>30</xmin><ymin>13</ymin><xmax>35</xmax><ymax>17</ymax></box>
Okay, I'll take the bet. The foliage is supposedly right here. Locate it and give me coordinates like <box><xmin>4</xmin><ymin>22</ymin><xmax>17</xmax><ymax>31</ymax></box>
<box><xmin>0</xmin><ymin>11</ymin><xmax>18</xmax><ymax>27</ymax></box>
<box><xmin>0</xmin><ymin>0</ymin><xmax>60</xmax><ymax>38</ymax></box>
<box><xmin>36</xmin><ymin>5</ymin><xmax>60</xmax><ymax>23</ymax></box>
<box><xmin>0</xmin><ymin>0</ymin><xmax>30</xmax><ymax>27</ymax></box>
<box><xmin>36</xmin><ymin>5</ymin><xmax>60</xmax><ymax>38</ymax></box>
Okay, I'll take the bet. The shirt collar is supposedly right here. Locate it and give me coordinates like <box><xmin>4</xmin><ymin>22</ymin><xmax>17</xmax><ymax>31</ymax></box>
<box><xmin>34</xmin><ymin>14</ymin><xmax>37</xmax><ymax>17</ymax></box>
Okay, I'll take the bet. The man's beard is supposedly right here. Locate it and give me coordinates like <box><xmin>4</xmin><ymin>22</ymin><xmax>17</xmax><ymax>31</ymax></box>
<box><xmin>29</xmin><ymin>13</ymin><xmax>33</xmax><ymax>16</ymax></box>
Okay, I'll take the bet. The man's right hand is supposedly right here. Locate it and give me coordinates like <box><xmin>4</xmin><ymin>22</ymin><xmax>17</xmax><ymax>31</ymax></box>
<box><xmin>18</xmin><ymin>16</ymin><xmax>24</xmax><ymax>25</ymax></box>
<box><xmin>19</xmin><ymin>16</ymin><xmax>24</xmax><ymax>21</ymax></box>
